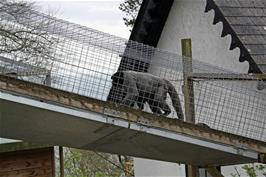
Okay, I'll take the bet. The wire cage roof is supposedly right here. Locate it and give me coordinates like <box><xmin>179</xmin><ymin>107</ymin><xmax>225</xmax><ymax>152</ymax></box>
<box><xmin>0</xmin><ymin>9</ymin><xmax>265</xmax><ymax>142</ymax></box>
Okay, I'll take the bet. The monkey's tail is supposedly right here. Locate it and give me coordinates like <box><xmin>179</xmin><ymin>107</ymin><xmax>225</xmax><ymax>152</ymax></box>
<box><xmin>164</xmin><ymin>80</ymin><xmax>184</xmax><ymax>120</ymax></box>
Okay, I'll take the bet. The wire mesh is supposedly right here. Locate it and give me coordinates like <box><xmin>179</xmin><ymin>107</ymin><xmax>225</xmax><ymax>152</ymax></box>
<box><xmin>0</xmin><ymin>9</ymin><xmax>265</xmax><ymax>142</ymax></box>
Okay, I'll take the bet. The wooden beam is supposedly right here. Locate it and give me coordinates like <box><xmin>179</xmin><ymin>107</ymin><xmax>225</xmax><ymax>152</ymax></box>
<box><xmin>182</xmin><ymin>38</ymin><xmax>195</xmax><ymax>124</ymax></box>
<box><xmin>186</xmin><ymin>165</ymin><xmax>199</xmax><ymax>177</ymax></box>
<box><xmin>182</xmin><ymin>39</ymin><xmax>198</xmax><ymax>177</ymax></box>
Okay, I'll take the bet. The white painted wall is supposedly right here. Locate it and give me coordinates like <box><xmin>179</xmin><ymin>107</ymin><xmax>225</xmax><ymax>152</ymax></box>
<box><xmin>134</xmin><ymin>158</ymin><xmax>186</xmax><ymax>177</ymax></box>
<box><xmin>156</xmin><ymin>0</ymin><xmax>249</xmax><ymax>73</ymax></box>
<box><xmin>134</xmin><ymin>0</ymin><xmax>265</xmax><ymax>177</ymax></box>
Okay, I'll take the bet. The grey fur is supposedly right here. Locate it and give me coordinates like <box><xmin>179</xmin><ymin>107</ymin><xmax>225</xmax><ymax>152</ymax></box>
<box><xmin>111</xmin><ymin>71</ymin><xmax>184</xmax><ymax>120</ymax></box>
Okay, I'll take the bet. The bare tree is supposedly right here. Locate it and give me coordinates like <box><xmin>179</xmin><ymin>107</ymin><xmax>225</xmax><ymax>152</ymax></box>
<box><xmin>119</xmin><ymin>0</ymin><xmax>142</xmax><ymax>31</ymax></box>
<box><xmin>62</xmin><ymin>148</ymin><xmax>126</xmax><ymax>177</ymax></box>
<box><xmin>0</xmin><ymin>0</ymin><xmax>55</xmax><ymax>67</ymax></box>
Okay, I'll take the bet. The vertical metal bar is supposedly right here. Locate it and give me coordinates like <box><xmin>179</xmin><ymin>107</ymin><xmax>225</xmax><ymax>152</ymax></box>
<box><xmin>44</xmin><ymin>71</ymin><xmax>51</xmax><ymax>86</ymax></box>
<box><xmin>59</xmin><ymin>146</ymin><xmax>64</xmax><ymax>177</ymax></box>
<box><xmin>181</xmin><ymin>38</ymin><xmax>195</xmax><ymax>123</ymax></box>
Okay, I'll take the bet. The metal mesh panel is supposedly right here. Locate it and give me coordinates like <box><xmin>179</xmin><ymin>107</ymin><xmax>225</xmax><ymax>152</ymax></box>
<box><xmin>0</xmin><ymin>10</ymin><xmax>265</xmax><ymax>142</ymax></box>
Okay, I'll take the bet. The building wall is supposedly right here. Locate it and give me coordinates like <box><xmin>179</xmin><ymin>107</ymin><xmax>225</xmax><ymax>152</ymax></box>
<box><xmin>156</xmin><ymin>0</ymin><xmax>249</xmax><ymax>73</ymax></box>
<box><xmin>134</xmin><ymin>0</ymin><xmax>263</xmax><ymax>176</ymax></box>
<box><xmin>134</xmin><ymin>158</ymin><xmax>186</xmax><ymax>177</ymax></box>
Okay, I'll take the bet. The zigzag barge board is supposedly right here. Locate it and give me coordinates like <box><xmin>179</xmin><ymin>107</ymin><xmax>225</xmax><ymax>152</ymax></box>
<box><xmin>0</xmin><ymin>75</ymin><xmax>265</xmax><ymax>166</ymax></box>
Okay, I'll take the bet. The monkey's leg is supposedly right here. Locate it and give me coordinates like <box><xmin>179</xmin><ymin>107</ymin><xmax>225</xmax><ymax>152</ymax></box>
<box><xmin>160</xmin><ymin>102</ymin><xmax>171</xmax><ymax>116</ymax></box>
<box><xmin>136</xmin><ymin>95</ymin><xmax>145</xmax><ymax>110</ymax></box>
<box><xmin>151</xmin><ymin>105</ymin><xmax>163</xmax><ymax>115</ymax></box>
<box><xmin>121</xmin><ymin>86</ymin><xmax>139</xmax><ymax>106</ymax></box>
<box><xmin>140</xmin><ymin>92</ymin><xmax>163</xmax><ymax>114</ymax></box>
<box><xmin>147</xmin><ymin>99</ymin><xmax>163</xmax><ymax>115</ymax></box>
<box><xmin>154</xmin><ymin>86</ymin><xmax>171</xmax><ymax>116</ymax></box>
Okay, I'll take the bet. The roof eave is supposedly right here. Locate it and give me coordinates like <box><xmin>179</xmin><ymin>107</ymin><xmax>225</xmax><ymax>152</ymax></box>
<box><xmin>129</xmin><ymin>0</ymin><xmax>174</xmax><ymax>47</ymax></box>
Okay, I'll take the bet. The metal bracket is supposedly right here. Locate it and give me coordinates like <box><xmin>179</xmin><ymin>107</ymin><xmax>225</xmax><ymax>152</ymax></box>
<box><xmin>106</xmin><ymin>116</ymin><xmax>116</xmax><ymax>125</ymax></box>
<box><xmin>136</xmin><ymin>117</ymin><xmax>151</xmax><ymax>132</ymax></box>
<box><xmin>234</xmin><ymin>144</ymin><xmax>248</xmax><ymax>155</ymax></box>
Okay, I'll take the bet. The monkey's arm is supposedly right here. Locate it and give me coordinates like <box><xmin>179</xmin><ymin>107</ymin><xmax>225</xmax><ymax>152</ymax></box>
<box><xmin>121</xmin><ymin>74</ymin><xmax>139</xmax><ymax>106</ymax></box>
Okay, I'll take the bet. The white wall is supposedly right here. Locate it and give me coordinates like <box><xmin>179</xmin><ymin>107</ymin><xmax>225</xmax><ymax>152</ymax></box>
<box><xmin>157</xmin><ymin>0</ymin><xmax>249</xmax><ymax>73</ymax></box>
<box><xmin>134</xmin><ymin>0</ymin><xmax>264</xmax><ymax>177</ymax></box>
<box><xmin>134</xmin><ymin>158</ymin><xmax>186</xmax><ymax>177</ymax></box>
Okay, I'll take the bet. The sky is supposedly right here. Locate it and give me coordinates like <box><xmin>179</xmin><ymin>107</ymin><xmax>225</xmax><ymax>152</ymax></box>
<box><xmin>33</xmin><ymin>0</ymin><xmax>131</xmax><ymax>39</ymax></box>
<box><xmin>1</xmin><ymin>0</ymin><xmax>132</xmax><ymax>144</ymax></box>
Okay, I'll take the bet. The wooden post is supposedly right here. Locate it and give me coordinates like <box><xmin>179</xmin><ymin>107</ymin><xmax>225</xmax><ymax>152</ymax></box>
<box><xmin>181</xmin><ymin>38</ymin><xmax>195</xmax><ymax>123</ymax></box>
<box><xmin>59</xmin><ymin>146</ymin><xmax>64</xmax><ymax>177</ymax></box>
<box><xmin>182</xmin><ymin>39</ymin><xmax>198</xmax><ymax>177</ymax></box>
<box><xmin>186</xmin><ymin>165</ymin><xmax>199</xmax><ymax>177</ymax></box>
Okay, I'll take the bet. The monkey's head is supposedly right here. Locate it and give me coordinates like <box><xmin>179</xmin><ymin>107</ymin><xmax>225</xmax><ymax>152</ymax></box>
<box><xmin>108</xmin><ymin>71</ymin><xmax>126</xmax><ymax>103</ymax></box>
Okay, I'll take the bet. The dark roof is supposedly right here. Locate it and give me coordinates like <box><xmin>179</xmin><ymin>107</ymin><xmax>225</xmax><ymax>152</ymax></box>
<box><xmin>131</xmin><ymin>0</ymin><xmax>266</xmax><ymax>73</ymax></box>
<box><xmin>206</xmin><ymin>0</ymin><xmax>266</xmax><ymax>73</ymax></box>
<box><xmin>129</xmin><ymin>0</ymin><xmax>174</xmax><ymax>47</ymax></box>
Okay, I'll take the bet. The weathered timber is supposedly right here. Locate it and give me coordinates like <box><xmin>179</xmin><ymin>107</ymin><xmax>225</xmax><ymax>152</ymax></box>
<box><xmin>0</xmin><ymin>147</ymin><xmax>55</xmax><ymax>177</ymax></box>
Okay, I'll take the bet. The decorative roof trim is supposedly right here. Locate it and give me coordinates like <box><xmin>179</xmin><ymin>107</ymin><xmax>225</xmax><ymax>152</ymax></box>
<box><xmin>205</xmin><ymin>0</ymin><xmax>261</xmax><ymax>73</ymax></box>
<box><xmin>129</xmin><ymin>0</ymin><xmax>262</xmax><ymax>73</ymax></box>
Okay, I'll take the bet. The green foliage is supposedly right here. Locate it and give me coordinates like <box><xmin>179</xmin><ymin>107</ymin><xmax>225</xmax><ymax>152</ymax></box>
<box><xmin>242</xmin><ymin>164</ymin><xmax>257</xmax><ymax>177</ymax></box>
<box><xmin>62</xmin><ymin>148</ymin><xmax>124</xmax><ymax>177</ymax></box>
<box><xmin>231</xmin><ymin>164</ymin><xmax>266</xmax><ymax>177</ymax></box>
<box><xmin>119</xmin><ymin>0</ymin><xmax>142</xmax><ymax>30</ymax></box>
